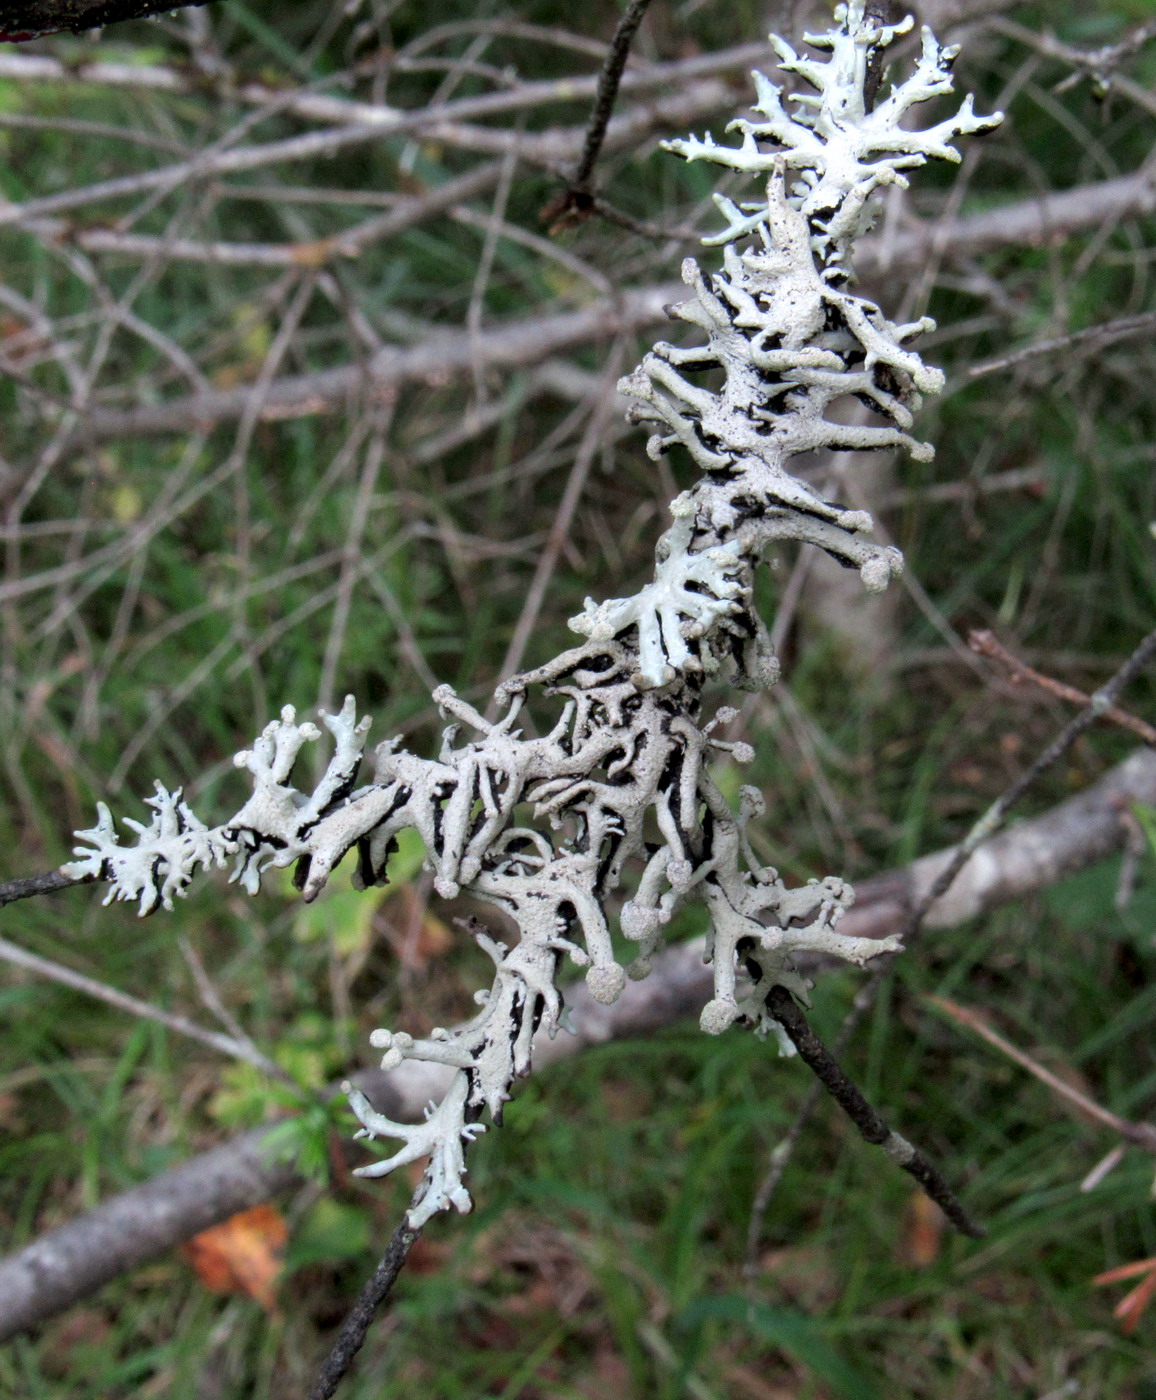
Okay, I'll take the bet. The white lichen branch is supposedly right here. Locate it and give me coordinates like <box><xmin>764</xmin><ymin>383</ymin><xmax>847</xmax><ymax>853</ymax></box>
<box><xmin>63</xmin><ymin>1</ymin><xmax>998</xmax><ymax>1228</ymax></box>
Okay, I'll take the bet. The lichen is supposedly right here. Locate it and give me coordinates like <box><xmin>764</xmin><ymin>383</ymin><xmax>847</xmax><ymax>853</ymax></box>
<box><xmin>64</xmin><ymin>1</ymin><xmax>998</xmax><ymax>1228</ymax></box>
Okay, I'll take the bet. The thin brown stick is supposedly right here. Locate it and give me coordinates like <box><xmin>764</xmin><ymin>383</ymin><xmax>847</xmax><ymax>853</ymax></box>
<box><xmin>493</xmin><ymin>349</ymin><xmax>623</xmax><ymax>689</ymax></box>
<box><xmin>764</xmin><ymin>985</ymin><xmax>984</xmax><ymax>1239</ymax></box>
<box><xmin>927</xmin><ymin>995</ymin><xmax>1156</xmax><ymax>1151</ymax></box>
<box><xmin>969</xmin><ymin>628</ymin><xmax>1156</xmax><ymax>745</ymax></box>
<box><xmin>308</xmin><ymin>1203</ymin><xmax>424</xmax><ymax>1400</ymax></box>
<box><xmin>543</xmin><ymin>0</ymin><xmax>658</xmax><ymax>231</ymax></box>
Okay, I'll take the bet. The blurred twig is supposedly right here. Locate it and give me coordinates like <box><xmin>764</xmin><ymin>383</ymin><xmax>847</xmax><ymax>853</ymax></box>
<box><xmin>968</xmin><ymin>311</ymin><xmax>1156</xmax><ymax>380</ymax></box>
<box><xmin>0</xmin><ymin>933</ymin><xmax>287</xmax><ymax>1076</ymax></box>
<box><xmin>970</xmin><ymin>628</ymin><xmax>1156</xmax><ymax>745</ymax></box>
<box><xmin>927</xmin><ymin>994</ymin><xmax>1156</xmax><ymax>1153</ymax></box>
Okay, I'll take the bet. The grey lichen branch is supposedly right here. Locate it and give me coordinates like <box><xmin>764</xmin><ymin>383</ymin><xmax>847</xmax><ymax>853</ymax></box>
<box><xmin>63</xmin><ymin>2</ymin><xmax>997</xmax><ymax>1229</ymax></box>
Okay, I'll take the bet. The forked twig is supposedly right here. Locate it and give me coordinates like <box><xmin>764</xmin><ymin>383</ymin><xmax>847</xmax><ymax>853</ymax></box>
<box><xmin>904</xmin><ymin>625</ymin><xmax>1156</xmax><ymax>940</ymax></box>
<box><xmin>969</xmin><ymin>629</ymin><xmax>1156</xmax><ymax>746</ymax></box>
<box><xmin>542</xmin><ymin>0</ymin><xmax>656</xmax><ymax>230</ymax></box>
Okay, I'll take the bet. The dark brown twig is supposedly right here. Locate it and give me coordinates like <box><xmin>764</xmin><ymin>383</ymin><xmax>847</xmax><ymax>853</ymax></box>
<box><xmin>969</xmin><ymin>628</ymin><xmax>1156</xmax><ymax>746</ymax></box>
<box><xmin>542</xmin><ymin>0</ymin><xmax>656</xmax><ymax>231</ymax></box>
<box><xmin>308</xmin><ymin>1205</ymin><xmax>424</xmax><ymax>1400</ymax></box>
<box><xmin>764</xmin><ymin>985</ymin><xmax>984</xmax><ymax>1239</ymax></box>
<box><xmin>747</xmin><ymin>625</ymin><xmax>1156</xmax><ymax>1256</ymax></box>
<box><xmin>0</xmin><ymin>869</ymin><xmax>85</xmax><ymax>908</ymax></box>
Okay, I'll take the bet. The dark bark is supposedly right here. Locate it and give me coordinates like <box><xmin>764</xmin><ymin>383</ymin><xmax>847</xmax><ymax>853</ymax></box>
<box><xmin>307</xmin><ymin>1213</ymin><xmax>424</xmax><ymax>1400</ymax></box>
<box><xmin>0</xmin><ymin>869</ymin><xmax>86</xmax><ymax>908</ymax></box>
<box><xmin>0</xmin><ymin>0</ymin><xmax>212</xmax><ymax>42</ymax></box>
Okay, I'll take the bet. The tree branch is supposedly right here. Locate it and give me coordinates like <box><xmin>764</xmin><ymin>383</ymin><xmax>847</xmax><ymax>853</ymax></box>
<box><xmin>69</xmin><ymin>165</ymin><xmax>1156</xmax><ymax>442</ymax></box>
<box><xmin>0</xmin><ymin>869</ymin><xmax>85</xmax><ymax>908</ymax></box>
<box><xmin>0</xmin><ymin>0</ymin><xmax>211</xmax><ymax>42</ymax></box>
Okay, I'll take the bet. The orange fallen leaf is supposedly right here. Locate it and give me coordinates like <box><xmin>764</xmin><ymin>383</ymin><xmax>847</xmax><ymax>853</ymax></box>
<box><xmin>1093</xmin><ymin>1255</ymin><xmax>1156</xmax><ymax>1334</ymax></box>
<box><xmin>181</xmin><ymin>1203</ymin><xmax>288</xmax><ymax>1312</ymax></box>
<box><xmin>901</xmin><ymin>1190</ymin><xmax>945</xmax><ymax>1268</ymax></box>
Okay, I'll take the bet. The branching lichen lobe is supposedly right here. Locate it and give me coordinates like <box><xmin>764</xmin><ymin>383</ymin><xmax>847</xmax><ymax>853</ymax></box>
<box><xmin>64</xmin><ymin>3</ymin><xmax>999</xmax><ymax>1228</ymax></box>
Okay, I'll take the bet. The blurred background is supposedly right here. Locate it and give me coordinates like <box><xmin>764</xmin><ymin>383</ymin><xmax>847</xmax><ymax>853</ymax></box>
<box><xmin>2</xmin><ymin>0</ymin><xmax>1156</xmax><ymax>1395</ymax></box>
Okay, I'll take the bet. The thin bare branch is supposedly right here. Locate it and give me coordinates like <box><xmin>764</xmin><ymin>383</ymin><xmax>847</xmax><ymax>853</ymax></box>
<box><xmin>765</xmin><ymin>986</ymin><xmax>984</xmax><ymax>1239</ymax></box>
<box><xmin>0</xmin><ymin>933</ymin><xmax>288</xmax><ymax>1075</ymax></box>
<box><xmin>967</xmin><ymin>311</ymin><xmax>1156</xmax><ymax>380</ymax></box>
<box><xmin>307</xmin><ymin>1204</ymin><xmax>424</xmax><ymax>1400</ymax></box>
<box><xmin>0</xmin><ymin>869</ymin><xmax>86</xmax><ymax>908</ymax></box>
<box><xmin>927</xmin><ymin>995</ymin><xmax>1156</xmax><ymax>1152</ymax></box>
<box><xmin>969</xmin><ymin>628</ymin><xmax>1156</xmax><ymax>745</ymax></box>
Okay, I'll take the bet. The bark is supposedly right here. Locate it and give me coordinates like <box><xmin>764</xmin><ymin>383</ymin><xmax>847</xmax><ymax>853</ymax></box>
<box><xmin>0</xmin><ymin>0</ymin><xmax>211</xmax><ymax>42</ymax></box>
<box><xmin>0</xmin><ymin>747</ymin><xmax>1151</xmax><ymax>1341</ymax></box>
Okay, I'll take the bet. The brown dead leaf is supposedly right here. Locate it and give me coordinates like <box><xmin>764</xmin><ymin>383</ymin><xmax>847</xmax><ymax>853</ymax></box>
<box><xmin>900</xmin><ymin>1190</ymin><xmax>945</xmax><ymax>1268</ymax></box>
<box><xmin>1093</xmin><ymin>1255</ymin><xmax>1156</xmax><ymax>1334</ymax></box>
<box><xmin>181</xmin><ymin>1203</ymin><xmax>287</xmax><ymax>1312</ymax></box>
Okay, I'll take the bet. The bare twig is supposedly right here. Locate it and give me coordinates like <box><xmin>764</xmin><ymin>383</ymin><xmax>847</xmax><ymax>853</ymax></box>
<box><xmin>764</xmin><ymin>986</ymin><xmax>984</xmax><ymax>1238</ymax></box>
<box><xmin>0</xmin><ymin>869</ymin><xmax>86</xmax><ymax>908</ymax></box>
<box><xmin>927</xmin><ymin>995</ymin><xmax>1156</xmax><ymax>1153</ymax></box>
<box><xmin>902</xmin><ymin>625</ymin><xmax>1156</xmax><ymax>941</ymax></box>
<box><xmin>542</xmin><ymin>0</ymin><xmax>657</xmax><ymax>230</ymax></box>
<box><xmin>307</xmin><ymin>1204</ymin><xmax>425</xmax><ymax>1400</ymax></box>
<box><xmin>967</xmin><ymin>311</ymin><xmax>1156</xmax><ymax>380</ymax></box>
<box><xmin>177</xmin><ymin>936</ymin><xmax>295</xmax><ymax>1088</ymax></box>
<box><xmin>0</xmin><ymin>933</ymin><xmax>290</xmax><ymax>1075</ymax></box>
<box><xmin>969</xmin><ymin>629</ymin><xmax>1156</xmax><ymax>745</ymax></box>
